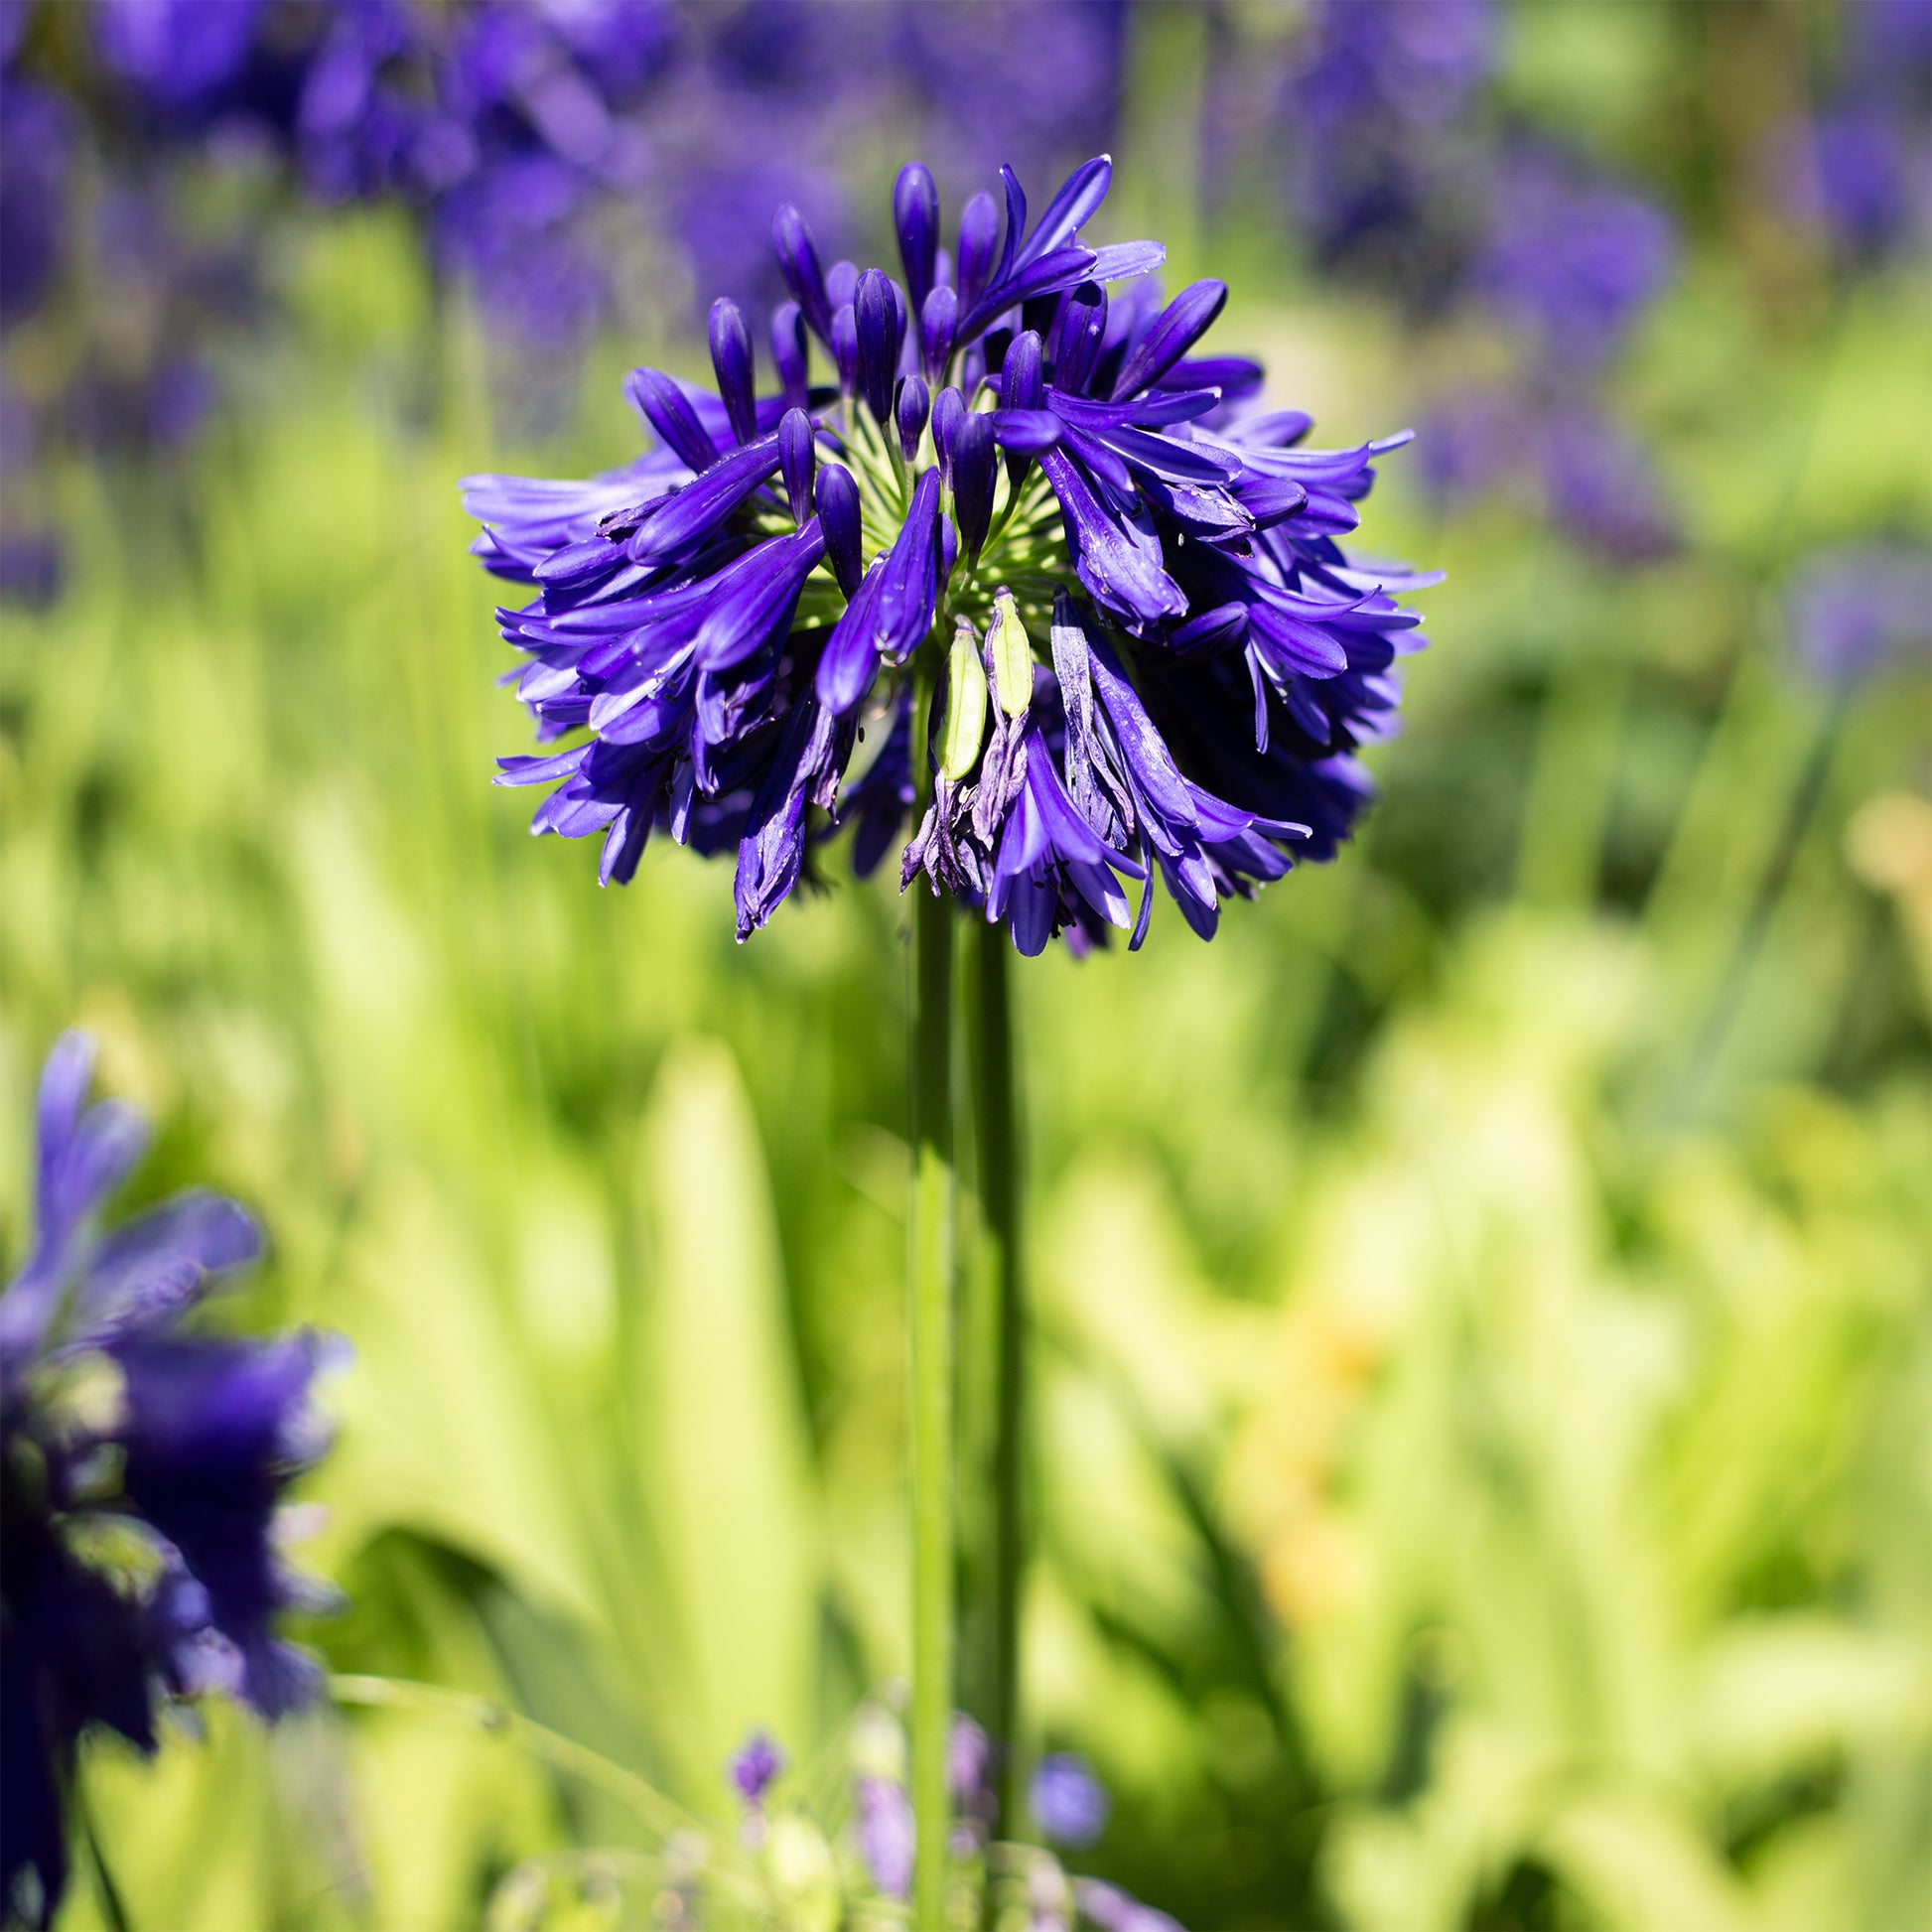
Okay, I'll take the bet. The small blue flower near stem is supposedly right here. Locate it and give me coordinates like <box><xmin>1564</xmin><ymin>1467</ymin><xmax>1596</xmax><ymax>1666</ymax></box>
<box><xmin>728</xmin><ymin>1726</ymin><xmax>786</xmax><ymax>1806</ymax></box>
<box><xmin>1786</xmin><ymin>544</ymin><xmax>1932</xmax><ymax>691</ymax></box>
<box><xmin>1031</xmin><ymin>1750</ymin><xmax>1110</xmax><ymax>1849</ymax></box>
<box><xmin>463</xmin><ymin>153</ymin><xmax>1437</xmax><ymax>954</ymax></box>
<box><xmin>0</xmin><ymin>1034</ymin><xmax>338</xmax><ymax>1931</ymax></box>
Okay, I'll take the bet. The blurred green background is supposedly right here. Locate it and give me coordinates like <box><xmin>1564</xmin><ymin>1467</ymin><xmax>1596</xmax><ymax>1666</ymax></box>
<box><xmin>2</xmin><ymin>2</ymin><xmax>1929</xmax><ymax>1928</ymax></box>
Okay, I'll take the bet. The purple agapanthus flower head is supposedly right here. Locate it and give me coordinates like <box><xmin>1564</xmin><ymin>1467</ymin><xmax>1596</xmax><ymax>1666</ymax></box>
<box><xmin>1031</xmin><ymin>1749</ymin><xmax>1110</xmax><ymax>1848</ymax></box>
<box><xmin>462</xmin><ymin>154</ymin><xmax>1438</xmax><ymax>954</ymax></box>
<box><xmin>1785</xmin><ymin>543</ymin><xmax>1932</xmax><ymax>688</ymax></box>
<box><xmin>1</xmin><ymin>1034</ymin><xmax>338</xmax><ymax>1931</ymax></box>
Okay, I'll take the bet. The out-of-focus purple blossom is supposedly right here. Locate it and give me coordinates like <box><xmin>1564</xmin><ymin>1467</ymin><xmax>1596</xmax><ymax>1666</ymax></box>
<box><xmin>1538</xmin><ymin>407</ymin><xmax>1675</xmax><ymax>564</ymax></box>
<box><xmin>1417</xmin><ymin>388</ymin><xmax>1675</xmax><ymax>564</ymax></box>
<box><xmin>54</xmin><ymin>184</ymin><xmax>250</xmax><ymax>456</ymax></box>
<box><xmin>1</xmin><ymin>1034</ymin><xmax>339</xmax><ymax>1931</ymax></box>
<box><xmin>1773</xmin><ymin>0</ymin><xmax>1931</xmax><ymax>266</ymax></box>
<box><xmin>0</xmin><ymin>529</ymin><xmax>62</xmax><ymax>608</ymax></box>
<box><xmin>1845</xmin><ymin>0</ymin><xmax>1932</xmax><ymax>97</ymax></box>
<box><xmin>1280</xmin><ymin>0</ymin><xmax>1496</xmax><ymax>303</ymax></box>
<box><xmin>949</xmin><ymin>1713</ymin><xmax>991</xmax><ymax>1805</ymax></box>
<box><xmin>1295</xmin><ymin>0</ymin><xmax>1492</xmax><ymax>127</ymax></box>
<box><xmin>1785</xmin><ymin>543</ymin><xmax>1932</xmax><ymax>688</ymax></box>
<box><xmin>890</xmin><ymin>2</ymin><xmax>1128</xmax><ymax>187</ymax></box>
<box><xmin>1801</xmin><ymin>107</ymin><xmax>1918</xmax><ymax>258</ymax></box>
<box><xmin>95</xmin><ymin>0</ymin><xmax>266</xmax><ymax>111</ymax></box>
<box><xmin>728</xmin><ymin>1728</ymin><xmax>786</xmax><ymax>1806</ymax></box>
<box><xmin>1479</xmin><ymin>146</ymin><xmax>1676</xmax><ymax>370</ymax></box>
<box><xmin>0</xmin><ymin>76</ymin><xmax>69</xmax><ymax>329</ymax></box>
<box><xmin>1075</xmin><ymin>1877</ymin><xmax>1187</xmax><ymax>1932</ymax></box>
<box><xmin>1031</xmin><ymin>1751</ymin><xmax>1110</xmax><ymax>1848</ymax></box>
<box><xmin>1413</xmin><ymin>386</ymin><xmax>1529</xmax><ymax>509</ymax></box>
<box><xmin>854</xmin><ymin>1774</ymin><xmax>915</xmax><ymax>1899</ymax></box>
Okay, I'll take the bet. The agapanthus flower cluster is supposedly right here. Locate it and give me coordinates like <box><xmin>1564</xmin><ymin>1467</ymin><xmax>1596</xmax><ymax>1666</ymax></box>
<box><xmin>465</xmin><ymin>156</ymin><xmax>1435</xmax><ymax>954</ymax></box>
<box><xmin>1</xmin><ymin>1035</ymin><xmax>336</xmax><ymax>1931</ymax></box>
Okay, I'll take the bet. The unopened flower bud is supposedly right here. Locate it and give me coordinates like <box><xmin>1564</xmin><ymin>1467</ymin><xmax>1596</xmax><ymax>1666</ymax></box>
<box><xmin>938</xmin><ymin>618</ymin><xmax>990</xmax><ymax>781</ymax></box>
<box><xmin>988</xmin><ymin>587</ymin><xmax>1035</xmax><ymax>718</ymax></box>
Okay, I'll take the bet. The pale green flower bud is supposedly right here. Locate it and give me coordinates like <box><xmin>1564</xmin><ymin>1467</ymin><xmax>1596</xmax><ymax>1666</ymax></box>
<box><xmin>938</xmin><ymin>617</ymin><xmax>990</xmax><ymax>781</ymax></box>
<box><xmin>988</xmin><ymin>586</ymin><xmax>1035</xmax><ymax>719</ymax></box>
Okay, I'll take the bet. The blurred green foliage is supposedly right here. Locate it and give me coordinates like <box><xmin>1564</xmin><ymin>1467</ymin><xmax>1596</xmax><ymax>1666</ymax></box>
<box><xmin>3</xmin><ymin>4</ymin><xmax>1929</xmax><ymax>1928</ymax></box>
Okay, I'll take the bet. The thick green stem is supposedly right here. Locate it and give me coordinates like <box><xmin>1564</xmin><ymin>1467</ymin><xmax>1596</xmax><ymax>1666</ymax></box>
<box><xmin>972</xmin><ymin>916</ymin><xmax>1026</xmax><ymax>1841</ymax></box>
<box><xmin>908</xmin><ymin>673</ymin><xmax>956</xmax><ymax>1931</ymax></box>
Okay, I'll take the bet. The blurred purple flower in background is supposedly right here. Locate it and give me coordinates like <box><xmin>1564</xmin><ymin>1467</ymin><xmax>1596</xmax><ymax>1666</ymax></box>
<box><xmin>1032</xmin><ymin>1750</ymin><xmax>1110</xmax><ymax>1848</ymax></box>
<box><xmin>892</xmin><ymin>1</ymin><xmax>1127</xmax><ymax>187</ymax></box>
<box><xmin>95</xmin><ymin>0</ymin><xmax>267</xmax><ymax>112</ymax></box>
<box><xmin>728</xmin><ymin>1726</ymin><xmax>786</xmax><ymax>1806</ymax></box>
<box><xmin>1537</xmin><ymin>406</ymin><xmax>1675</xmax><ymax>564</ymax></box>
<box><xmin>0</xmin><ymin>65</ymin><xmax>69</xmax><ymax>330</ymax></box>
<box><xmin>855</xmin><ymin>1773</ymin><xmax>915</xmax><ymax>1898</ymax></box>
<box><xmin>1786</xmin><ymin>544</ymin><xmax>1932</xmax><ymax>689</ymax></box>
<box><xmin>1778</xmin><ymin>0</ymin><xmax>1932</xmax><ymax>265</ymax></box>
<box><xmin>1414</xmin><ymin>139</ymin><xmax>1679</xmax><ymax>562</ymax></box>
<box><xmin>1479</xmin><ymin>145</ymin><xmax>1676</xmax><ymax>370</ymax></box>
<box><xmin>1077</xmin><ymin>1876</ymin><xmax>1186</xmax><ymax>1932</ymax></box>
<box><xmin>1281</xmin><ymin>0</ymin><xmax>1496</xmax><ymax>305</ymax></box>
<box><xmin>1</xmin><ymin>1035</ymin><xmax>338</xmax><ymax>1932</ymax></box>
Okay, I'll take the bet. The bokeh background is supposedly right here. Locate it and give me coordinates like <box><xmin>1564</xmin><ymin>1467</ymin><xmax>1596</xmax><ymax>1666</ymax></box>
<box><xmin>2</xmin><ymin>1</ymin><xmax>1929</xmax><ymax>1927</ymax></box>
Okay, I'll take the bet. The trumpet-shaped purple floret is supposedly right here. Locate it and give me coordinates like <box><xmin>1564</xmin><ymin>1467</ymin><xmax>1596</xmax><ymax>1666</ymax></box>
<box><xmin>1</xmin><ymin>1035</ymin><xmax>337</xmax><ymax>1930</ymax></box>
<box><xmin>462</xmin><ymin>152</ymin><xmax>1437</xmax><ymax>951</ymax></box>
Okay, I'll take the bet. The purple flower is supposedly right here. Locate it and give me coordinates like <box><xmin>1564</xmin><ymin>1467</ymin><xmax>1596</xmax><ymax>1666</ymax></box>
<box><xmin>1785</xmin><ymin>544</ymin><xmax>1932</xmax><ymax>688</ymax></box>
<box><xmin>1</xmin><ymin>1035</ymin><xmax>338</xmax><ymax>1931</ymax></box>
<box><xmin>854</xmin><ymin>1774</ymin><xmax>914</xmax><ymax>1899</ymax></box>
<box><xmin>462</xmin><ymin>154</ymin><xmax>1436</xmax><ymax>953</ymax></box>
<box><xmin>0</xmin><ymin>76</ymin><xmax>70</xmax><ymax>331</ymax></box>
<box><xmin>94</xmin><ymin>0</ymin><xmax>266</xmax><ymax>112</ymax></box>
<box><xmin>1076</xmin><ymin>1879</ymin><xmax>1187</xmax><ymax>1932</ymax></box>
<box><xmin>1537</xmin><ymin>407</ymin><xmax>1674</xmax><ymax>563</ymax></box>
<box><xmin>1031</xmin><ymin>1751</ymin><xmax>1110</xmax><ymax>1848</ymax></box>
<box><xmin>1280</xmin><ymin>0</ymin><xmax>1497</xmax><ymax>302</ymax></box>
<box><xmin>0</xmin><ymin>530</ymin><xmax>62</xmax><ymax>609</ymax></box>
<box><xmin>887</xmin><ymin>3</ymin><xmax>1127</xmax><ymax>191</ymax></box>
<box><xmin>1479</xmin><ymin>144</ymin><xmax>1676</xmax><ymax>371</ymax></box>
<box><xmin>728</xmin><ymin>1728</ymin><xmax>786</xmax><ymax>1806</ymax></box>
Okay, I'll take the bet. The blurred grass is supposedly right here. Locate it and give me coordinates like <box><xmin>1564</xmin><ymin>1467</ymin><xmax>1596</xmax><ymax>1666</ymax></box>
<box><xmin>3</xmin><ymin>27</ymin><xmax>1931</xmax><ymax>1929</ymax></box>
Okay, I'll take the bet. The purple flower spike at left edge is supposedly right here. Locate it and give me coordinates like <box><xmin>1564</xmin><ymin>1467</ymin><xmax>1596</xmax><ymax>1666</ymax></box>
<box><xmin>459</xmin><ymin>154</ymin><xmax>1439</xmax><ymax>954</ymax></box>
<box><xmin>1</xmin><ymin>1033</ymin><xmax>340</xmax><ymax>1932</ymax></box>
<box><xmin>1032</xmin><ymin>1751</ymin><xmax>1110</xmax><ymax>1848</ymax></box>
<box><xmin>728</xmin><ymin>1728</ymin><xmax>787</xmax><ymax>1806</ymax></box>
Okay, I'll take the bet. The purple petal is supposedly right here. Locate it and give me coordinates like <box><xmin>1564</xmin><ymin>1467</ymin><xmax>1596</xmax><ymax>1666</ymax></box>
<box><xmin>1112</xmin><ymin>280</ymin><xmax>1228</xmax><ymax>399</ymax></box>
